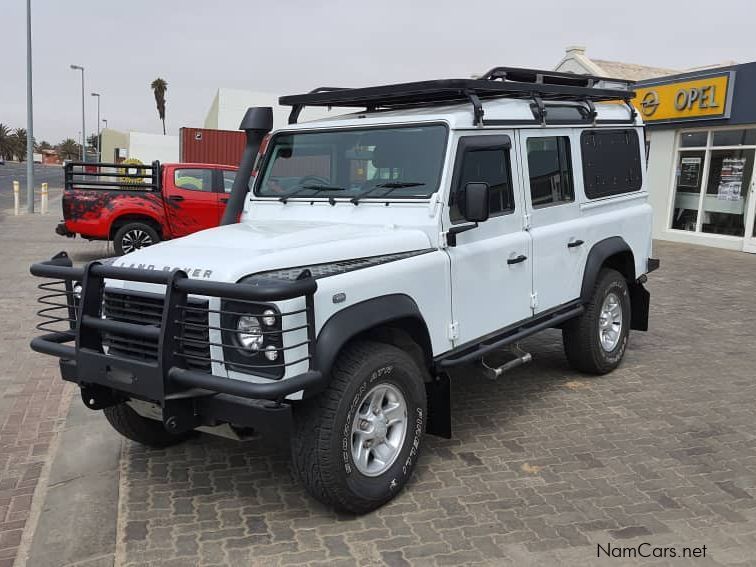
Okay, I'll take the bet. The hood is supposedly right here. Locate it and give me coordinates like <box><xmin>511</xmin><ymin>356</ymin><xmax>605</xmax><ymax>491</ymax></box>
<box><xmin>114</xmin><ymin>220</ymin><xmax>431</xmax><ymax>284</ymax></box>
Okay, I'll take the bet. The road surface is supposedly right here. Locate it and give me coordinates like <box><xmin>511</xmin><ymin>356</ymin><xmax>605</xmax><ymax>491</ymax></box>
<box><xmin>0</xmin><ymin>162</ymin><xmax>64</xmax><ymax>210</ymax></box>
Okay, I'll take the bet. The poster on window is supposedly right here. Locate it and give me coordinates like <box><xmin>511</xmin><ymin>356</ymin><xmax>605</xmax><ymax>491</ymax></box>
<box><xmin>679</xmin><ymin>157</ymin><xmax>701</xmax><ymax>188</ymax></box>
<box><xmin>717</xmin><ymin>157</ymin><xmax>746</xmax><ymax>201</ymax></box>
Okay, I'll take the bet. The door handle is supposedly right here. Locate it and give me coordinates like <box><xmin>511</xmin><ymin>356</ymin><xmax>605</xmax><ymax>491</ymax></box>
<box><xmin>168</xmin><ymin>195</ymin><xmax>184</xmax><ymax>202</ymax></box>
<box><xmin>567</xmin><ymin>239</ymin><xmax>584</xmax><ymax>248</ymax></box>
<box><xmin>220</xmin><ymin>197</ymin><xmax>229</xmax><ymax>203</ymax></box>
<box><xmin>507</xmin><ymin>254</ymin><xmax>528</xmax><ymax>265</ymax></box>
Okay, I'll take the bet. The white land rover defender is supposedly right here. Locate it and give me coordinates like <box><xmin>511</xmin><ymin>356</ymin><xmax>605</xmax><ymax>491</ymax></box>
<box><xmin>31</xmin><ymin>67</ymin><xmax>659</xmax><ymax>514</ymax></box>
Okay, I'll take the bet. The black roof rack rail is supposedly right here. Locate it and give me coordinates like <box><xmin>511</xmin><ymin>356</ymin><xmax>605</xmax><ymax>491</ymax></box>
<box><xmin>287</xmin><ymin>86</ymin><xmax>350</xmax><ymax>125</ymax></box>
<box><xmin>279</xmin><ymin>66</ymin><xmax>636</xmax><ymax>126</ymax></box>
<box><xmin>480</xmin><ymin>66</ymin><xmax>635</xmax><ymax>88</ymax></box>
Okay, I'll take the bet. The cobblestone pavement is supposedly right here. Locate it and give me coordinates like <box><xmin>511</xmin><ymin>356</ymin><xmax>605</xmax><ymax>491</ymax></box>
<box><xmin>115</xmin><ymin>239</ymin><xmax>756</xmax><ymax>566</ymax></box>
<box><xmin>0</xmin><ymin>207</ymin><xmax>109</xmax><ymax>567</ymax></box>
<box><xmin>4</xmin><ymin>209</ymin><xmax>756</xmax><ymax>566</ymax></box>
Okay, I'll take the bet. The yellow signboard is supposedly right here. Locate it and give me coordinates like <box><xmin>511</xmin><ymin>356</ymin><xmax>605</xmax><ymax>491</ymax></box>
<box><xmin>631</xmin><ymin>73</ymin><xmax>731</xmax><ymax>123</ymax></box>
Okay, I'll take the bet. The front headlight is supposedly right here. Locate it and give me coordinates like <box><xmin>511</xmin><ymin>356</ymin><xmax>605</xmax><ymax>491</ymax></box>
<box><xmin>222</xmin><ymin>299</ymin><xmax>284</xmax><ymax>379</ymax></box>
<box><xmin>236</xmin><ymin>315</ymin><xmax>264</xmax><ymax>351</ymax></box>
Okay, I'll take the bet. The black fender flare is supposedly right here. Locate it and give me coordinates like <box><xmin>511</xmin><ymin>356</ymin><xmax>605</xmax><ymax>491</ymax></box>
<box><xmin>312</xmin><ymin>294</ymin><xmax>432</xmax><ymax>383</ymax></box>
<box><xmin>579</xmin><ymin>236</ymin><xmax>635</xmax><ymax>303</ymax></box>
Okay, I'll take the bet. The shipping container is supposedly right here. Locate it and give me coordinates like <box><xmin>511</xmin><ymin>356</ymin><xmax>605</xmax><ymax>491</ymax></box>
<box><xmin>179</xmin><ymin>127</ymin><xmax>245</xmax><ymax>166</ymax></box>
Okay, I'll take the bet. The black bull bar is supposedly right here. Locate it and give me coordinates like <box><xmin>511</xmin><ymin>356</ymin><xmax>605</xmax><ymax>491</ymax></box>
<box><xmin>30</xmin><ymin>252</ymin><xmax>323</xmax><ymax>434</ymax></box>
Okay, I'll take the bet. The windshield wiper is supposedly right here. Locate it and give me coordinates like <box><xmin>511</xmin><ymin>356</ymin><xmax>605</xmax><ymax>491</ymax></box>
<box><xmin>279</xmin><ymin>184</ymin><xmax>347</xmax><ymax>203</ymax></box>
<box><xmin>350</xmin><ymin>182</ymin><xmax>426</xmax><ymax>205</ymax></box>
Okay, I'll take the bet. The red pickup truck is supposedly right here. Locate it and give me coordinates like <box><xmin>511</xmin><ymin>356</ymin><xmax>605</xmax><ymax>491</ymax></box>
<box><xmin>57</xmin><ymin>161</ymin><xmax>239</xmax><ymax>255</ymax></box>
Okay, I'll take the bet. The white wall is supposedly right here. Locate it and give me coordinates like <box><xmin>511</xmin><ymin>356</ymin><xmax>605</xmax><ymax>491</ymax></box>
<box><xmin>646</xmin><ymin>130</ymin><xmax>676</xmax><ymax>239</ymax></box>
<box><xmin>128</xmin><ymin>132</ymin><xmax>179</xmax><ymax>164</ymax></box>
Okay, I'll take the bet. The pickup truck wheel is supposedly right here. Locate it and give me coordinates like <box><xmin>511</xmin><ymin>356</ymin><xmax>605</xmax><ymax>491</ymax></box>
<box><xmin>113</xmin><ymin>222</ymin><xmax>160</xmax><ymax>255</ymax></box>
<box><xmin>291</xmin><ymin>341</ymin><xmax>427</xmax><ymax>514</ymax></box>
<box><xmin>103</xmin><ymin>403</ymin><xmax>193</xmax><ymax>448</ymax></box>
<box><xmin>562</xmin><ymin>268</ymin><xmax>630</xmax><ymax>374</ymax></box>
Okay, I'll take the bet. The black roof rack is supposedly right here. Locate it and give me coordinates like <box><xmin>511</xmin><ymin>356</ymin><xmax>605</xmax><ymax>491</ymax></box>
<box><xmin>279</xmin><ymin>66</ymin><xmax>637</xmax><ymax>126</ymax></box>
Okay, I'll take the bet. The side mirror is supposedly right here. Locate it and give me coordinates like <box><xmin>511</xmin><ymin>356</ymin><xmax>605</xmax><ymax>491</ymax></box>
<box><xmin>463</xmin><ymin>182</ymin><xmax>490</xmax><ymax>223</ymax></box>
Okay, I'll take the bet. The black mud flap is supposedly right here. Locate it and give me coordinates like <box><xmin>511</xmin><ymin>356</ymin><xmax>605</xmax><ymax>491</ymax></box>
<box><xmin>630</xmin><ymin>282</ymin><xmax>650</xmax><ymax>331</ymax></box>
<box><xmin>426</xmin><ymin>373</ymin><xmax>451</xmax><ymax>439</ymax></box>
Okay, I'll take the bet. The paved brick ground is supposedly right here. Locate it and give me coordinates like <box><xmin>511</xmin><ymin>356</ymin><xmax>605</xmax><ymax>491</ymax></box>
<box><xmin>114</xmin><ymin>239</ymin><xmax>756</xmax><ymax>566</ymax></box>
<box><xmin>4</xmin><ymin>208</ymin><xmax>756</xmax><ymax>566</ymax></box>
<box><xmin>0</xmin><ymin>206</ymin><xmax>108</xmax><ymax>567</ymax></box>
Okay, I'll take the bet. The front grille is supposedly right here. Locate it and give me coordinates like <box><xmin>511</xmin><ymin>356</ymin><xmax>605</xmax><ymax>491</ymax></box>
<box><xmin>102</xmin><ymin>290</ymin><xmax>210</xmax><ymax>371</ymax></box>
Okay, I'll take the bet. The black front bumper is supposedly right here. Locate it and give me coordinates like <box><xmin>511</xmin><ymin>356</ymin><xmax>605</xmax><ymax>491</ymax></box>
<box><xmin>30</xmin><ymin>252</ymin><xmax>323</xmax><ymax>435</ymax></box>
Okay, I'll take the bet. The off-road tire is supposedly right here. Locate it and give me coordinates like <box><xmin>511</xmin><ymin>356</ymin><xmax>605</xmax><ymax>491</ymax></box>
<box><xmin>103</xmin><ymin>403</ymin><xmax>193</xmax><ymax>448</ymax></box>
<box><xmin>563</xmin><ymin>268</ymin><xmax>631</xmax><ymax>374</ymax></box>
<box><xmin>113</xmin><ymin>222</ymin><xmax>160</xmax><ymax>256</ymax></box>
<box><xmin>291</xmin><ymin>341</ymin><xmax>427</xmax><ymax>514</ymax></box>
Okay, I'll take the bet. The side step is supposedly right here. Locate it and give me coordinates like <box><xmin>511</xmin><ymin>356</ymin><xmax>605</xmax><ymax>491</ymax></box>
<box><xmin>480</xmin><ymin>344</ymin><xmax>532</xmax><ymax>380</ymax></box>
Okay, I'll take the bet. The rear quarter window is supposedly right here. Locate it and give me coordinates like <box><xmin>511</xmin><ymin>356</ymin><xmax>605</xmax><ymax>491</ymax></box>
<box><xmin>580</xmin><ymin>129</ymin><xmax>643</xmax><ymax>199</ymax></box>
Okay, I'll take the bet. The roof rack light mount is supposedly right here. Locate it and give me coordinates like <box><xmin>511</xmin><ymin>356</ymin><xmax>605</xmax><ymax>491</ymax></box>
<box><xmin>279</xmin><ymin>66</ymin><xmax>636</xmax><ymax>126</ymax></box>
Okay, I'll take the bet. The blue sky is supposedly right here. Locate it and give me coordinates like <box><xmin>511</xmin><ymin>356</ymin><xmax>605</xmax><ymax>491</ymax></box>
<box><xmin>4</xmin><ymin>0</ymin><xmax>756</xmax><ymax>142</ymax></box>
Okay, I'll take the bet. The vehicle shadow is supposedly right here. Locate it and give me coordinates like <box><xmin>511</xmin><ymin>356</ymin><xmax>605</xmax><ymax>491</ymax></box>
<box><xmin>120</xmin><ymin>329</ymin><xmax>587</xmax><ymax>518</ymax></box>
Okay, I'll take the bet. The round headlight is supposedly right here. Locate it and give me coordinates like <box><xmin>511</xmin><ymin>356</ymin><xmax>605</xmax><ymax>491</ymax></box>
<box><xmin>73</xmin><ymin>282</ymin><xmax>83</xmax><ymax>300</ymax></box>
<box><xmin>262</xmin><ymin>309</ymin><xmax>277</xmax><ymax>327</ymax></box>
<box><xmin>264</xmin><ymin>345</ymin><xmax>279</xmax><ymax>361</ymax></box>
<box><xmin>237</xmin><ymin>315</ymin><xmax>263</xmax><ymax>351</ymax></box>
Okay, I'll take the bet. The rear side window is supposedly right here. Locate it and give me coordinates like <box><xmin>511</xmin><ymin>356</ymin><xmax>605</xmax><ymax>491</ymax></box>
<box><xmin>526</xmin><ymin>136</ymin><xmax>574</xmax><ymax>207</ymax></box>
<box><xmin>174</xmin><ymin>168</ymin><xmax>213</xmax><ymax>192</ymax></box>
<box><xmin>581</xmin><ymin>129</ymin><xmax>643</xmax><ymax>199</ymax></box>
<box><xmin>450</xmin><ymin>136</ymin><xmax>515</xmax><ymax>223</ymax></box>
<box><xmin>222</xmin><ymin>170</ymin><xmax>236</xmax><ymax>193</ymax></box>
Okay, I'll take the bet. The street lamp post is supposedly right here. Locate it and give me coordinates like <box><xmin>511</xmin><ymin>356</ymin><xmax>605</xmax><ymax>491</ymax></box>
<box><xmin>91</xmin><ymin>92</ymin><xmax>101</xmax><ymax>161</ymax></box>
<box><xmin>26</xmin><ymin>0</ymin><xmax>34</xmax><ymax>213</ymax></box>
<box><xmin>70</xmin><ymin>64</ymin><xmax>85</xmax><ymax>162</ymax></box>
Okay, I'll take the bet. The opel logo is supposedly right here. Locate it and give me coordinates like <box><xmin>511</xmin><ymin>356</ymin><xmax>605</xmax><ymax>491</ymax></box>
<box><xmin>640</xmin><ymin>91</ymin><xmax>660</xmax><ymax>117</ymax></box>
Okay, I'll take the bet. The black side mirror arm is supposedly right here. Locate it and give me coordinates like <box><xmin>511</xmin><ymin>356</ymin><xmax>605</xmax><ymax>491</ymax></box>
<box><xmin>446</xmin><ymin>222</ymin><xmax>478</xmax><ymax>247</ymax></box>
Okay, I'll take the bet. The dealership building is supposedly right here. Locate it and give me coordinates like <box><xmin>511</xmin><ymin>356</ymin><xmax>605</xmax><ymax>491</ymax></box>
<box><xmin>637</xmin><ymin>64</ymin><xmax>756</xmax><ymax>253</ymax></box>
<box><xmin>557</xmin><ymin>47</ymin><xmax>756</xmax><ymax>253</ymax></box>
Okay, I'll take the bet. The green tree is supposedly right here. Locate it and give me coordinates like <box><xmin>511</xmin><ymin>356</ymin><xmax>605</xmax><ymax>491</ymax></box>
<box><xmin>0</xmin><ymin>124</ymin><xmax>12</xmax><ymax>160</ymax></box>
<box><xmin>11</xmin><ymin>128</ymin><xmax>28</xmax><ymax>161</ymax></box>
<box><xmin>57</xmin><ymin>138</ymin><xmax>80</xmax><ymax>161</ymax></box>
<box><xmin>36</xmin><ymin>140</ymin><xmax>52</xmax><ymax>151</ymax></box>
<box><xmin>150</xmin><ymin>78</ymin><xmax>168</xmax><ymax>135</ymax></box>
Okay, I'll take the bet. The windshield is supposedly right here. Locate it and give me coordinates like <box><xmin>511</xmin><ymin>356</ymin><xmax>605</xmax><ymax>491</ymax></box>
<box><xmin>254</xmin><ymin>124</ymin><xmax>448</xmax><ymax>200</ymax></box>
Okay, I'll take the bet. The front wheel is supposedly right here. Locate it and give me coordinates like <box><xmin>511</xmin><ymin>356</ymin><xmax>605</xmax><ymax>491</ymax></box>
<box><xmin>291</xmin><ymin>341</ymin><xmax>427</xmax><ymax>514</ymax></box>
<box><xmin>562</xmin><ymin>268</ymin><xmax>631</xmax><ymax>374</ymax></box>
<box><xmin>113</xmin><ymin>222</ymin><xmax>160</xmax><ymax>255</ymax></box>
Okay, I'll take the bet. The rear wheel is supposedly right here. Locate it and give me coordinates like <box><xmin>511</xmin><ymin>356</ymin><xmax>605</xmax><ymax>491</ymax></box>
<box><xmin>291</xmin><ymin>341</ymin><xmax>427</xmax><ymax>514</ymax></box>
<box><xmin>563</xmin><ymin>268</ymin><xmax>631</xmax><ymax>374</ymax></box>
<box><xmin>103</xmin><ymin>403</ymin><xmax>193</xmax><ymax>448</ymax></box>
<box><xmin>113</xmin><ymin>222</ymin><xmax>160</xmax><ymax>255</ymax></box>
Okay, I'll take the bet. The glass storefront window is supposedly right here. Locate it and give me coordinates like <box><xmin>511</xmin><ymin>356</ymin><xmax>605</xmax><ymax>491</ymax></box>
<box><xmin>671</xmin><ymin>151</ymin><xmax>705</xmax><ymax>231</ymax></box>
<box><xmin>712</xmin><ymin>129</ymin><xmax>756</xmax><ymax>147</ymax></box>
<box><xmin>679</xmin><ymin>131</ymin><xmax>708</xmax><ymax>147</ymax></box>
<box><xmin>671</xmin><ymin>129</ymin><xmax>756</xmax><ymax>239</ymax></box>
<box><xmin>700</xmin><ymin>149</ymin><xmax>754</xmax><ymax>236</ymax></box>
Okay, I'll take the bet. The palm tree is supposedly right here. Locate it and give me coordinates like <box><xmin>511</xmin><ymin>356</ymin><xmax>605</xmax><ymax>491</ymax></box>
<box><xmin>57</xmin><ymin>138</ymin><xmax>80</xmax><ymax>161</ymax></box>
<box><xmin>0</xmin><ymin>123</ymin><xmax>12</xmax><ymax>160</ymax></box>
<box><xmin>150</xmin><ymin>78</ymin><xmax>168</xmax><ymax>135</ymax></box>
<box><xmin>36</xmin><ymin>140</ymin><xmax>52</xmax><ymax>151</ymax></box>
<box><xmin>11</xmin><ymin>128</ymin><xmax>28</xmax><ymax>161</ymax></box>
